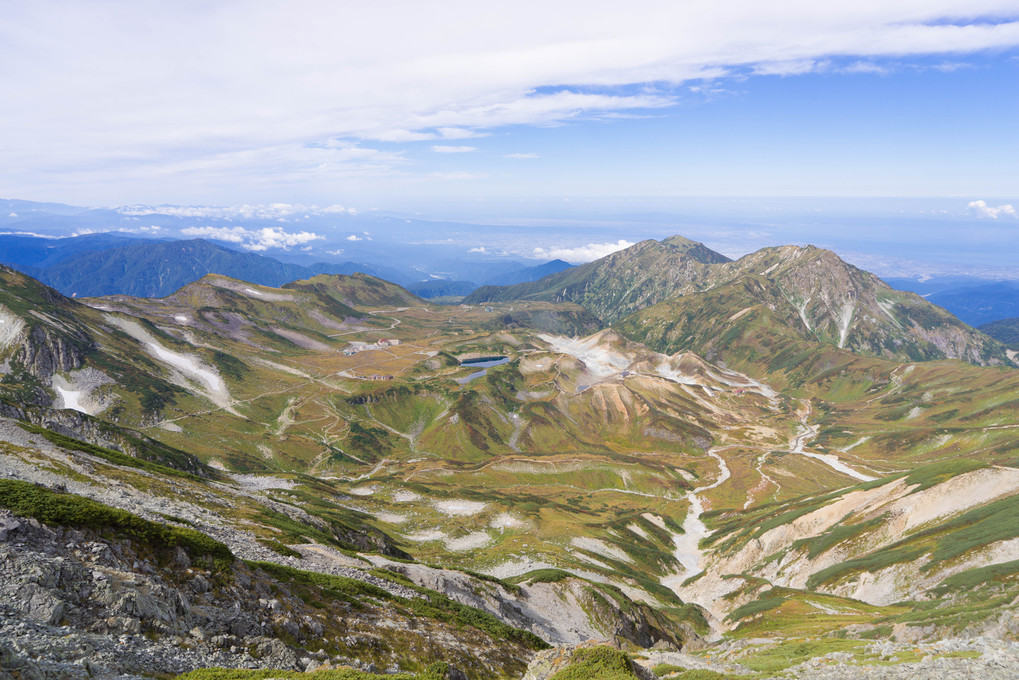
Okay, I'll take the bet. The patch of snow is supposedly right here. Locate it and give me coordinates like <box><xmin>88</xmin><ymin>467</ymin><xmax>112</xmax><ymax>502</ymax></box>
<box><xmin>798</xmin><ymin>451</ymin><xmax>876</xmax><ymax>482</ymax></box>
<box><xmin>837</xmin><ymin>302</ymin><xmax>855</xmax><ymax>349</ymax></box>
<box><xmin>571</xmin><ymin>536</ymin><xmax>632</xmax><ymax>564</ymax></box>
<box><xmin>107</xmin><ymin>316</ymin><xmax>231</xmax><ymax>410</ymax></box>
<box><xmin>628</xmin><ymin>523</ymin><xmax>651</xmax><ymax>540</ymax></box>
<box><xmin>159</xmin><ymin>421</ymin><xmax>183</xmax><ymax>432</ymax></box>
<box><xmin>173</xmin><ymin>315</ymin><xmax>188</xmax><ymax>323</ymax></box>
<box><xmin>53</xmin><ymin>385</ymin><xmax>87</xmax><ymax>414</ymax></box>
<box><xmin>244</xmin><ymin>288</ymin><xmax>264</xmax><ymax>297</ymax></box>
<box><xmin>208</xmin><ymin>459</ymin><xmax>227</xmax><ymax>470</ymax></box>
<box><xmin>446</xmin><ymin>532</ymin><xmax>491</xmax><ymax>551</ymax></box>
<box><xmin>349</xmin><ymin>485</ymin><xmax>377</xmax><ymax>496</ymax></box>
<box><xmin>51</xmin><ymin>368</ymin><xmax>115</xmax><ymax>416</ymax></box>
<box><xmin>434</xmin><ymin>499</ymin><xmax>487</xmax><ymax>516</ymax></box>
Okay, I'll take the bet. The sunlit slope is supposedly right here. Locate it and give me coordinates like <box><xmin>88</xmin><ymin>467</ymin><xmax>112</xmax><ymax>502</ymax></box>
<box><xmin>616</xmin><ymin>244</ymin><xmax>1012</xmax><ymax>367</ymax></box>
<box><xmin>464</xmin><ymin>237</ymin><xmax>728</xmax><ymax>322</ymax></box>
<box><xmin>283</xmin><ymin>271</ymin><xmax>424</xmax><ymax>308</ymax></box>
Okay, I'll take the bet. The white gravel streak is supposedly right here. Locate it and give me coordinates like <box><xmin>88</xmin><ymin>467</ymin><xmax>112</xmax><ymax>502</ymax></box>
<box><xmin>434</xmin><ymin>499</ymin><xmax>487</xmax><ymax>516</ymax></box>
<box><xmin>392</xmin><ymin>489</ymin><xmax>421</xmax><ymax>502</ymax></box>
<box><xmin>491</xmin><ymin>513</ymin><xmax>524</xmax><ymax>529</ymax></box>
<box><xmin>445</xmin><ymin>532</ymin><xmax>492</xmax><ymax>551</ymax></box>
<box><xmin>538</xmin><ymin>333</ymin><xmax>631</xmax><ymax>377</ymax></box>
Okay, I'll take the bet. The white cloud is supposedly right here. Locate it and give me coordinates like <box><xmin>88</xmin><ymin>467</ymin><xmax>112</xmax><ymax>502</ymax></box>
<box><xmin>3</xmin><ymin>3</ymin><xmax>1019</xmax><ymax>201</ymax></box>
<box><xmin>532</xmin><ymin>239</ymin><xmax>636</xmax><ymax>262</ymax></box>
<box><xmin>326</xmin><ymin>249</ymin><xmax>345</xmax><ymax>256</ymax></box>
<box><xmin>969</xmin><ymin>200</ymin><xmax>1018</xmax><ymax>219</ymax></box>
<box><xmin>7</xmin><ymin>212</ymin><xmax>17</xmax><ymax>217</ymax></box>
<box><xmin>0</xmin><ymin>230</ymin><xmax>55</xmax><ymax>238</ymax></box>
<box><xmin>180</xmin><ymin>225</ymin><xmax>322</xmax><ymax>250</ymax></box>
<box><xmin>840</xmin><ymin>61</ymin><xmax>890</xmax><ymax>75</ymax></box>
<box><xmin>431</xmin><ymin>145</ymin><xmax>477</xmax><ymax>153</ymax></box>
<box><xmin>438</xmin><ymin>127</ymin><xmax>486</xmax><ymax>139</ymax></box>
<box><xmin>469</xmin><ymin>246</ymin><xmax>487</xmax><ymax>253</ymax></box>
<box><xmin>754</xmin><ymin>60</ymin><xmax>823</xmax><ymax>76</ymax></box>
<box><xmin>505</xmin><ymin>153</ymin><xmax>539</xmax><ymax>159</ymax></box>
<box><xmin>346</xmin><ymin>234</ymin><xmax>362</xmax><ymax>241</ymax></box>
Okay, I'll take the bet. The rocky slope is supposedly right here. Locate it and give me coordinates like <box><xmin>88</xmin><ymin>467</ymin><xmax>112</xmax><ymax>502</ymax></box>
<box><xmin>615</xmin><ymin>244</ymin><xmax>1012</xmax><ymax>367</ymax></box>
<box><xmin>465</xmin><ymin>238</ymin><xmax>1010</xmax><ymax>367</ymax></box>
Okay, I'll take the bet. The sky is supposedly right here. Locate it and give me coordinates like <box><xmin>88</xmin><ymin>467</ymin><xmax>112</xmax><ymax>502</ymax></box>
<box><xmin>1</xmin><ymin>1</ymin><xmax>1018</xmax><ymax>274</ymax></box>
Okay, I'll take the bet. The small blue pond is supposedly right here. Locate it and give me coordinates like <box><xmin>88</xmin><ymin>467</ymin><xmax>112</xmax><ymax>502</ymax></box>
<box><xmin>456</xmin><ymin>356</ymin><xmax>510</xmax><ymax>384</ymax></box>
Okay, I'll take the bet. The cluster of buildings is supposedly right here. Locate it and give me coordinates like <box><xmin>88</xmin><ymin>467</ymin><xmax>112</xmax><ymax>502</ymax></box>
<box><xmin>341</xmin><ymin>338</ymin><xmax>400</xmax><ymax>356</ymax></box>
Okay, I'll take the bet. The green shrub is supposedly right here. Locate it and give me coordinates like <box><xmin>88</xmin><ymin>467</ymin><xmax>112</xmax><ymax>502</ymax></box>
<box><xmin>175</xmin><ymin>665</ymin><xmax>451</xmax><ymax>680</ymax></box>
<box><xmin>248</xmin><ymin>560</ymin><xmax>548</xmax><ymax>651</ymax></box>
<box><xmin>935</xmin><ymin>559</ymin><xmax>1019</xmax><ymax>593</ymax></box>
<box><xmin>0</xmin><ymin>480</ymin><xmax>232</xmax><ymax>563</ymax></box>
<box><xmin>548</xmin><ymin>647</ymin><xmax>641</xmax><ymax>680</ymax></box>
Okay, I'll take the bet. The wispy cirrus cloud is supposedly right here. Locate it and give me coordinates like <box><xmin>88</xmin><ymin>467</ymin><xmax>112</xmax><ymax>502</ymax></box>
<box><xmin>431</xmin><ymin>145</ymin><xmax>477</xmax><ymax>153</ymax></box>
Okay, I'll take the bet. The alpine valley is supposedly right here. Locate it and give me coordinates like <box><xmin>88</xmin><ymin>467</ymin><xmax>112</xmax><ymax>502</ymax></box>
<box><xmin>2</xmin><ymin>235</ymin><xmax>1019</xmax><ymax>680</ymax></box>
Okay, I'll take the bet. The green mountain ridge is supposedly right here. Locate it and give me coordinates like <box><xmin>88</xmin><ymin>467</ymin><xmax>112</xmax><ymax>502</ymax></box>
<box><xmin>1</xmin><ymin>245</ymin><xmax>1018</xmax><ymax>678</ymax></box>
<box><xmin>464</xmin><ymin>237</ymin><xmax>729</xmax><ymax>322</ymax></box>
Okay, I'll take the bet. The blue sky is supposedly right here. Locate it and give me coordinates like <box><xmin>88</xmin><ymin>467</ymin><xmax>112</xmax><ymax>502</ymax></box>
<box><xmin>1</xmin><ymin>1</ymin><xmax>1017</xmax><ymax>272</ymax></box>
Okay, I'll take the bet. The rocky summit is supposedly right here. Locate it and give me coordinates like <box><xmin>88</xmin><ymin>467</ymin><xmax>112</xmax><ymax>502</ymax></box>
<box><xmin>1</xmin><ymin>235</ymin><xmax>1018</xmax><ymax>679</ymax></box>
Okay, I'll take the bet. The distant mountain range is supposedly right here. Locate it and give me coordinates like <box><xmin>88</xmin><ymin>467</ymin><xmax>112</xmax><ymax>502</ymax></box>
<box><xmin>0</xmin><ymin>235</ymin><xmax>407</xmax><ymax>298</ymax></box>
<box><xmin>885</xmin><ymin>276</ymin><xmax>1019</xmax><ymax>327</ymax></box>
<box><xmin>0</xmin><ymin>232</ymin><xmax>575</xmax><ymax>301</ymax></box>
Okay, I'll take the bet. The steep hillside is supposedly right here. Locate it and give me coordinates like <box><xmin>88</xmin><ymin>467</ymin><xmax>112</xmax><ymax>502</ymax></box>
<box><xmin>464</xmin><ymin>237</ymin><xmax>729</xmax><ymax>322</ymax></box>
<box><xmin>284</xmin><ymin>272</ymin><xmax>424</xmax><ymax>308</ymax></box>
<box><xmin>616</xmin><ymin>245</ymin><xmax>1012</xmax><ymax>368</ymax></box>
<box><xmin>12</xmin><ymin>237</ymin><xmax>399</xmax><ymax>298</ymax></box>
<box><xmin>980</xmin><ymin>318</ymin><xmax>1019</xmax><ymax>350</ymax></box>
